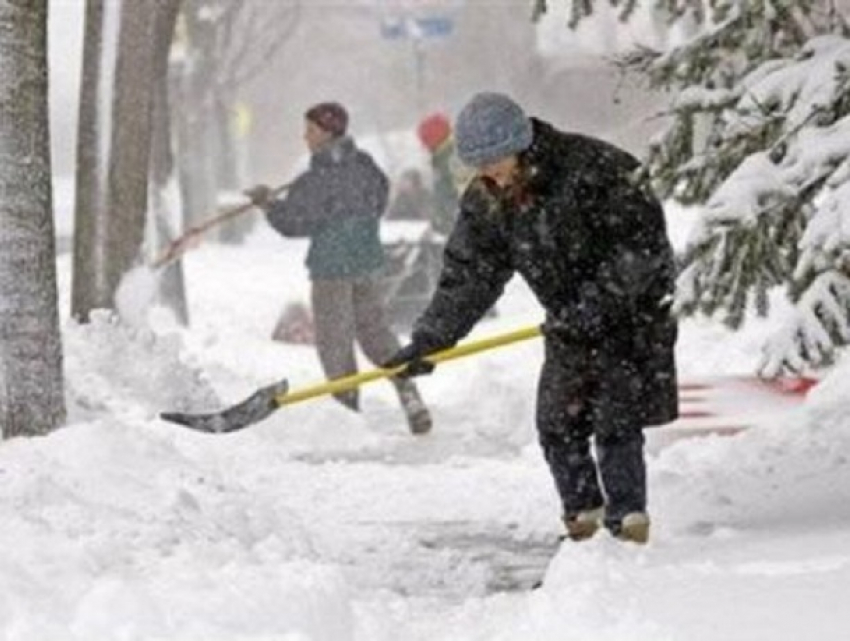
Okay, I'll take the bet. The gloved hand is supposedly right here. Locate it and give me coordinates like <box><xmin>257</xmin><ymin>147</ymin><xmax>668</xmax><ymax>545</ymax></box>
<box><xmin>243</xmin><ymin>184</ymin><xmax>273</xmax><ymax>208</ymax></box>
<box><xmin>383</xmin><ymin>333</ymin><xmax>444</xmax><ymax>378</ymax></box>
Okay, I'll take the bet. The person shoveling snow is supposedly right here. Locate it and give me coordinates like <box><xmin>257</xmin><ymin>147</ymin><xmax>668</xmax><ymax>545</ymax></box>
<box><xmin>384</xmin><ymin>92</ymin><xmax>679</xmax><ymax>545</ymax></box>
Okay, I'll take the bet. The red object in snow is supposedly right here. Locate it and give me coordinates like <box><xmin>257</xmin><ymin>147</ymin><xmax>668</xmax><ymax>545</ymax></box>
<box><xmin>649</xmin><ymin>376</ymin><xmax>818</xmax><ymax>451</ymax></box>
<box><xmin>761</xmin><ymin>376</ymin><xmax>819</xmax><ymax>395</ymax></box>
<box><xmin>271</xmin><ymin>302</ymin><xmax>315</xmax><ymax>345</ymax></box>
<box><xmin>417</xmin><ymin>113</ymin><xmax>452</xmax><ymax>152</ymax></box>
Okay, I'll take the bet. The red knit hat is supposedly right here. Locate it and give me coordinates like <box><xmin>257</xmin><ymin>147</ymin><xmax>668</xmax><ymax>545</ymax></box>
<box><xmin>305</xmin><ymin>102</ymin><xmax>348</xmax><ymax>137</ymax></box>
<box><xmin>417</xmin><ymin>112</ymin><xmax>452</xmax><ymax>152</ymax></box>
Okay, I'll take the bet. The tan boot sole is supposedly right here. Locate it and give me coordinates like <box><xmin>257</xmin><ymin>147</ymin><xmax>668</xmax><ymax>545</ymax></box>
<box><xmin>617</xmin><ymin>516</ymin><xmax>650</xmax><ymax>544</ymax></box>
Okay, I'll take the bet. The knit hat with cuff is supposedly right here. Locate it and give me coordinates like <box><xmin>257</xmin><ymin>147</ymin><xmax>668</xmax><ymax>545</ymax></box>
<box><xmin>455</xmin><ymin>92</ymin><xmax>532</xmax><ymax>167</ymax></box>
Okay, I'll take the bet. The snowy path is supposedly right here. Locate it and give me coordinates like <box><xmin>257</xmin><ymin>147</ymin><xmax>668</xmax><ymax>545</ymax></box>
<box><xmin>162</xmin><ymin>234</ymin><xmax>850</xmax><ymax>636</ymax></box>
<box><xmin>142</xmin><ymin>236</ymin><xmax>575</xmax><ymax>610</ymax></box>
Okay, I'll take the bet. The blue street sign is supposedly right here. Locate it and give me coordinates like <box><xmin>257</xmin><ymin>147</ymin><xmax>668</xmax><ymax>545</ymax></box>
<box><xmin>414</xmin><ymin>16</ymin><xmax>454</xmax><ymax>38</ymax></box>
<box><xmin>380</xmin><ymin>16</ymin><xmax>454</xmax><ymax>40</ymax></box>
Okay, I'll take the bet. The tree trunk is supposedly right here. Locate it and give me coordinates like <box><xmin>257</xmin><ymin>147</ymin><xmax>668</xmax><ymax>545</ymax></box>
<box><xmin>0</xmin><ymin>0</ymin><xmax>66</xmax><ymax>437</ymax></box>
<box><xmin>72</xmin><ymin>0</ymin><xmax>177</xmax><ymax>320</ymax></box>
<box><xmin>150</xmin><ymin>0</ymin><xmax>189</xmax><ymax>324</ymax></box>
<box><xmin>70</xmin><ymin>0</ymin><xmax>105</xmax><ymax>322</ymax></box>
<box><xmin>172</xmin><ymin>65</ymin><xmax>217</xmax><ymax>230</ymax></box>
<box><xmin>213</xmin><ymin>92</ymin><xmax>253</xmax><ymax>244</ymax></box>
<box><xmin>174</xmin><ymin>2</ymin><xmax>218</xmax><ymax>229</ymax></box>
<box><xmin>101</xmin><ymin>0</ymin><xmax>160</xmax><ymax>307</ymax></box>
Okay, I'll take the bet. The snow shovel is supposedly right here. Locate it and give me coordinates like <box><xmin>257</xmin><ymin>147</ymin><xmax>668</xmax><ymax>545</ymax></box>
<box><xmin>160</xmin><ymin>324</ymin><xmax>543</xmax><ymax>433</ymax></box>
<box><xmin>151</xmin><ymin>182</ymin><xmax>291</xmax><ymax>269</ymax></box>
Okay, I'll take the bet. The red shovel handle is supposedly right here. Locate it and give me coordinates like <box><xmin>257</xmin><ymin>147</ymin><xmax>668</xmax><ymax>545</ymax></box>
<box><xmin>151</xmin><ymin>182</ymin><xmax>290</xmax><ymax>269</ymax></box>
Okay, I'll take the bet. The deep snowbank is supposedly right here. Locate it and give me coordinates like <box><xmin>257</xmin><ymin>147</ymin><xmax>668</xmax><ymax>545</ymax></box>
<box><xmin>2</xmin><ymin>225</ymin><xmax>848</xmax><ymax>639</ymax></box>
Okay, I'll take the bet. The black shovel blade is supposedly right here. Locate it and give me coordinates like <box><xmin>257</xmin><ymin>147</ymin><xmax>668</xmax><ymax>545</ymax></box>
<box><xmin>160</xmin><ymin>379</ymin><xmax>289</xmax><ymax>433</ymax></box>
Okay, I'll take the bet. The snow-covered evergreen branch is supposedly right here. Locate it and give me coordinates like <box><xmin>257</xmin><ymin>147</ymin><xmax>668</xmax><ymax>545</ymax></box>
<box><xmin>548</xmin><ymin>0</ymin><xmax>850</xmax><ymax>375</ymax></box>
<box><xmin>675</xmin><ymin>35</ymin><xmax>850</xmax><ymax>368</ymax></box>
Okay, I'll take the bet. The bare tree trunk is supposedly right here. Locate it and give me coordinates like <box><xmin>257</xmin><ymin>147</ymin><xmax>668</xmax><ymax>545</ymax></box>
<box><xmin>70</xmin><ymin>0</ymin><xmax>105</xmax><ymax>322</ymax></box>
<box><xmin>173</xmin><ymin>7</ymin><xmax>217</xmax><ymax>230</ymax></box>
<box><xmin>149</xmin><ymin>0</ymin><xmax>189</xmax><ymax>324</ymax></box>
<box><xmin>213</xmin><ymin>93</ymin><xmax>240</xmax><ymax>192</ymax></box>
<box><xmin>72</xmin><ymin>0</ymin><xmax>178</xmax><ymax>320</ymax></box>
<box><xmin>213</xmin><ymin>91</ymin><xmax>253</xmax><ymax>244</ymax></box>
<box><xmin>0</xmin><ymin>0</ymin><xmax>66</xmax><ymax>437</ymax></box>
<box><xmin>101</xmin><ymin>0</ymin><xmax>160</xmax><ymax>306</ymax></box>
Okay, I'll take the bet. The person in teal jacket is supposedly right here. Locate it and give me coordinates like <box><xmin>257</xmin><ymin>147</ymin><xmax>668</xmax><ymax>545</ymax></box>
<box><xmin>246</xmin><ymin>102</ymin><xmax>431</xmax><ymax>434</ymax></box>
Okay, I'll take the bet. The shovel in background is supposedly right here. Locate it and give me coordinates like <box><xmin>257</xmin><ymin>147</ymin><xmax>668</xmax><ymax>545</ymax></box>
<box><xmin>151</xmin><ymin>182</ymin><xmax>291</xmax><ymax>270</ymax></box>
<box><xmin>160</xmin><ymin>324</ymin><xmax>543</xmax><ymax>433</ymax></box>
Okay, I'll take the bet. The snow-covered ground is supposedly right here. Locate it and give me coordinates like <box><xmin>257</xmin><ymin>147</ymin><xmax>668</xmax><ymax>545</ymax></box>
<box><xmin>1</xmin><ymin>206</ymin><xmax>849</xmax><ymax>640</ymax></box>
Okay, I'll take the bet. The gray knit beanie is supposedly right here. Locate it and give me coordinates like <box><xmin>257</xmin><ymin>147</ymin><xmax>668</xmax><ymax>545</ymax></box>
<box><xmin>455</xmin><ymin>92</ymin><xmax>533</xmax><ymax>167</ymax></box>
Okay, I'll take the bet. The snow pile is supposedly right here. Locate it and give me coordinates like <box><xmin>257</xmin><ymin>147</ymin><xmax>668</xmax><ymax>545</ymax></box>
<box><xmin>520</xmin><ymin>353</ymin><xmax>850</xmax><ymax>640</ymax></box>
<box><xmin>4</xmin><ymin>207</ymin><xmax>850</xmax><ymax>638</ymax></box>
<box><xmin>0</xmin><ymin>418</ymin><xmax>352</xmax><ymax>641</ymax></box>
<box><xmin>114</xmin><ymin>265</ymin><xmax>160</xmax><ymax>328</ymax></box>
<box><xmin>653</xmin><ymin>363</ymin><xmax>850</xmax><ymax>537</ymax></box>
<box><xmin>63</xmin><ymin>310</ymin><xmax>221</xmax><ymax>422</ymax></box>
<box><xmin>404</xmin><ymin>353</ymin><xmax>850</xmax><ymax>641</ymax></box>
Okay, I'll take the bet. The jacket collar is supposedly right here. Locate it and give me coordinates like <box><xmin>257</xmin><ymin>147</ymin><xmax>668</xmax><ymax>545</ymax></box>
<box><xmin>518</xmin><ymin>118</ymin><xmax>560</xmax><ymax>197</ymax></box>
<box><xmin>311</xmin><ymin>136</ymin><xmax>356</xmax><ymax>168</ymax></box>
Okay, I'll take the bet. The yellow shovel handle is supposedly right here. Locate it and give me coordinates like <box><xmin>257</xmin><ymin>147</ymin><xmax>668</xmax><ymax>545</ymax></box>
<box><xmin>276</xmin><ymin>324</ymin><xmax>543</xmax><ymax>407</ymax></box>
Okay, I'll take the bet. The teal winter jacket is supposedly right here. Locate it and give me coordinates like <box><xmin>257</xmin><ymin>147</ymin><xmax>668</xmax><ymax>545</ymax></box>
<box><xmin>266</xmin><ymin>137</ymin><xmax>388</xmax><ymax>279</ymax></box>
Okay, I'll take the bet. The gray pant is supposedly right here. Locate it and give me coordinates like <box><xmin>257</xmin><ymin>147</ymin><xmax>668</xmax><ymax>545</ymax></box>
<box><xmin>311</xmin><ymin>275</ymin><xmax>412</xmax><ymax>411</ymax></box>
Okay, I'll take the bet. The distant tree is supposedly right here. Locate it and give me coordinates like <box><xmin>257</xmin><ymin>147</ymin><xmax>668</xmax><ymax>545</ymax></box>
<box><xmin>149</xmin><ymin>0</ymin><xmax>188</xmax><ymax>324</ymax></box>
<box><xmin>70</xmin><ymin>0</ymin><xmax>106</xmax><ymax>322</ymax></box>
<box><xmin>71</xmin><ymin>0</ymin><xmax>182</xmax><ymax>322</ymax></box>
<box><xmin>0</xmin><ymin>0</ymin><xmax>66</xmax><ymax>437</ymax></box>
<box><xmin>536</xmin><ymin>0</ymin><xmax>850</xmax><ymax>375</ymax></box>
<box><xmin>174</xmin><ymin>0</ymin><xmax>300</xmax><ymax>240</ymax></box>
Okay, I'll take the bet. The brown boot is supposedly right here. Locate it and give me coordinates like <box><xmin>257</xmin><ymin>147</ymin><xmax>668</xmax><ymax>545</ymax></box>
<box><xmin>563</xmin><ymin>507</ymin><xmax>604</xmax><ymax>542</ymax></box>
<box><xmin>394</xmin><ymin>378</ymin><xmax>432</xmax><ymax>435</ymax></box>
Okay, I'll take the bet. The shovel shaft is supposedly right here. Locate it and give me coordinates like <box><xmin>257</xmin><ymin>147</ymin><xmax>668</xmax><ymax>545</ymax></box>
<box><xmin>275</xmin><ymin>324</ymin><xmax>543</xmax><ymax>406</ymax></box>
<box><xmin>152</xmin><ymin>182</ymin><xmax>290</xmax><ymax>269</ymax></box>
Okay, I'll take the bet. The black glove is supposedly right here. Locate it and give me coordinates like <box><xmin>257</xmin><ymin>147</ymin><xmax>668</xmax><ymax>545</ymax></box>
<box><xmin>244</xmin><ymin>184</ymin><xmax>273</xmax><ymax>208</ymax></box>
<box><xmin>383</xmin><ymin>333</ymin><xmax>444</xmax><ymax>378</ymax></box>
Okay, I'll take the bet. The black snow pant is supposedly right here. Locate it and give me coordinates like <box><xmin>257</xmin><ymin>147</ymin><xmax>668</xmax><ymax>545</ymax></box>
<box><xmin>536</xmin><ymin>344</ymin><xmax>647</xmax><ymax>530</ymax></box>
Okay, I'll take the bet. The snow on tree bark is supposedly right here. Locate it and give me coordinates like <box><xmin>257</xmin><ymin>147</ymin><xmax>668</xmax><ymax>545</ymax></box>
<box><xmin>0</xmin><ymin>0</ymin><xmax>66</xmax><ymax>437</ymax></box>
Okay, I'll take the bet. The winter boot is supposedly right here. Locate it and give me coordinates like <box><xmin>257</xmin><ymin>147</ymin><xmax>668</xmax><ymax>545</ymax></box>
<box><xmin>614</xmin><ymin>512</ymin><xmax>650</xmax><ymax>544</ymax></box>
<box><xmin>394</xmin><ymin>378</ymin><xmax>432</xmax><ymax>435</ymax></box>
<box><xmin>563</xmin><ymin>506</ymin><xmax>605</xmax><ymax>542</ymax></box>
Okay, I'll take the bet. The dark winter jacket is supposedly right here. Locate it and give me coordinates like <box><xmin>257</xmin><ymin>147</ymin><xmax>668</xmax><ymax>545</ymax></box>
<box><xmin>266</xmin><ymin>137</ymin><xmax>388</xmax><ymax>279</ymax></box>
<box><xmin>413</xmin><ymin>119</ymin><xmax>679</xmax><ymax>427</ymax></box>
